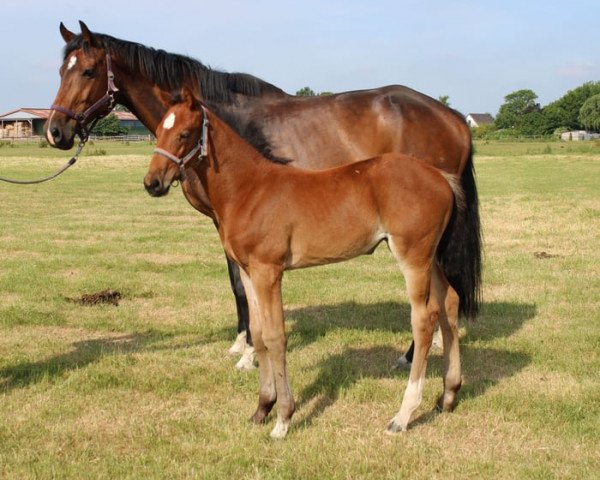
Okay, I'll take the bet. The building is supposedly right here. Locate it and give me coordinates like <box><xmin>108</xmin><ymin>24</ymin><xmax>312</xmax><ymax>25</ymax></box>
<box><xmin>0</xmin><ymin>108</ymin><xmax>149</xmax><ymax>138</ymax></box>
<box><xmin>559</xmin><ymin>130</ymin><xmax>600</xmax><ymax>141</ymax></box>
<box><xmin>465</xmin><ymin>113</ymin><xmax>494</xmax><ymax>128</ymax></box>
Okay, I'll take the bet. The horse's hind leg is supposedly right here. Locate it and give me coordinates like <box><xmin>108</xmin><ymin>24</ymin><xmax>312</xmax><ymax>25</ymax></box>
<box><xmin>432</xmin><ymin>264</ymin><xmax>462</xmax><ymax>412</ymax></box>
<box><xmin>387</xmin><ymin>259</ymin><xmax>438</xmax><ymax>433</ymax></box>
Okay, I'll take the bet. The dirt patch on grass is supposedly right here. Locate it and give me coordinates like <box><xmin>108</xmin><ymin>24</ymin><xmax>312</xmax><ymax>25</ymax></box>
<box><xmin>67</xmin><ymin>290</ymin><xmax>122</xmax><ymax>306</ymax></box>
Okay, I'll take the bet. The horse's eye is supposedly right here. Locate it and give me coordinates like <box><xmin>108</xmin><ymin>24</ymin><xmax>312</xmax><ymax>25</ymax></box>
<box><xmin>180</xmin><ymin>131</ymin><xmax>190</xmax><ymax>140</ymax></box>
<box><xmin>82</xmin><ymin>69</ymin><xmax>94</xmax><ymax>78</ymax></box>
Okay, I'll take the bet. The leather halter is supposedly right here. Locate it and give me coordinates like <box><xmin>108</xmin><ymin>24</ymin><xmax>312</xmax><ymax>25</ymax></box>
<box><xmin>50</xmin><ymin>52</ymin><xmax>119</xmax><ymax>141</ymax></box>
<box><xmin>152</xmin><ymin>106</ymin><xmax>210</xmax><ymax>181</ymax></box>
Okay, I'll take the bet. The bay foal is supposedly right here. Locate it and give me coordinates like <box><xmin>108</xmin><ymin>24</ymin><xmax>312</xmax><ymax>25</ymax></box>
<box><xmin>145</xmin><ymin>88</ymin><xmax>469</xmax><ymax>437</ymax></box>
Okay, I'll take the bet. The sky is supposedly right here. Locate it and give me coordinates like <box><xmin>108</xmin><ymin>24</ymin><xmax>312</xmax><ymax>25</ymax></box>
<box><xmin>1</xmin><ymin>0</ymin><xmax>599</xmax><ymax>116</ymax></box>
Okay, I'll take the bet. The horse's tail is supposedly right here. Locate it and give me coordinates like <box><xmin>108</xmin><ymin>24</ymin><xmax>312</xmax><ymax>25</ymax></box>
<box><xmin>437</xmin><ymin>147</ymin><xmax>481</xmax><ymax>320</ymax></box>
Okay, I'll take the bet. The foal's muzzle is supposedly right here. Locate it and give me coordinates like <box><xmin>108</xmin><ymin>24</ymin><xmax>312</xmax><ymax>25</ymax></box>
<box><xmin>144</xmin><ymin>177</ymin><xmax>171</xmax><ymax>197</ymax></box>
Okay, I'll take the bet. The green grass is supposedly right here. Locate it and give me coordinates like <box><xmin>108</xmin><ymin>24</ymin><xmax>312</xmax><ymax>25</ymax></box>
<box><xmin>0</xmin><ymin>142</ymin><xmax>599</xmax><ymax>479</ymax></box>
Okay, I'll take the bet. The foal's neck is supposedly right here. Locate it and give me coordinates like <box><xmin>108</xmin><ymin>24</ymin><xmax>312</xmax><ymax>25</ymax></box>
<box><xmin>201</xmin><ymin>112</ymin><xmax>275</xmax><ymax>213</ymax></box>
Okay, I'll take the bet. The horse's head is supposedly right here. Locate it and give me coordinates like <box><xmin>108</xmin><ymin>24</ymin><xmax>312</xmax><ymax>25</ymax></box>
<box><xmin>144</xmin><ymin>87</ymin><xmax>205</xmax><ymax>197</ymax></box>
<box><xmin>46</xmin><ymin>21</ymin><xmax>116</xmax><ymax>149</ymax></box>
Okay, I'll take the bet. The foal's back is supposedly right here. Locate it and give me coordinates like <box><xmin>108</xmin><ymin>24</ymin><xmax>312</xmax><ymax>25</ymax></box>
<box><xmin>229</xmin><ymin>152</ymin><xmax>454</xmax><ymax>270</ymax></box>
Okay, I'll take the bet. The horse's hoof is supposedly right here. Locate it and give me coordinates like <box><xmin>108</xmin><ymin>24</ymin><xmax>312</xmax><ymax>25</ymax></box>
<box><xmin>235</xmin><ymin>347</ymin><xmax>256</xmax><ymax>371</ymax></box>
<box><xmin>431</xmin><ymin>328</ymin><xmax>443</xmax><ymax>349</ymax></box>
<box><xmin>393</xmin><ymin>355</ymin><xmax>411</xmax><ymax>370</ymax></box>
<box><xmin>228</xmin><ymin>331</ymin><xmax>247</xmax><ymax>356</ymax></box>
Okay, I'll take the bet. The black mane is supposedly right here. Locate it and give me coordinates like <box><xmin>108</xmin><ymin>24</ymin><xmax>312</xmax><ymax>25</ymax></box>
<box><xmin>64</xmin><ymin>32</ymin><xmax>287</xmax><ymax>105</ymax></box>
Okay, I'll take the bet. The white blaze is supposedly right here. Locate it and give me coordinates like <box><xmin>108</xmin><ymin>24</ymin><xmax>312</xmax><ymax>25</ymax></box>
<box><xmin>163</xmin><ymin>112</ymin><xmax>176</xmax><ymax>130</ymax></box>
<box><xmin>67</xmin><ymin>55</ymin><xmax>77</xmax><ymax>70</ymax></box>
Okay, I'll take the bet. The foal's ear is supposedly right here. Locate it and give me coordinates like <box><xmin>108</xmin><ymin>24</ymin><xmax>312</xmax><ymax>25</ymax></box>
<box><xmin>79</xmin><ymin>20</ymin><xmax>99</xmax><ymax>48</ymax></box>
<box><xmin>181</xmin><ymin>86</ymin><xmax>201</xmax><ymax>110</ymax></box>
<box><xmin>59</xmin><ymin>22</ymin><xmax>76</xmax><ymax>43</ymax></box>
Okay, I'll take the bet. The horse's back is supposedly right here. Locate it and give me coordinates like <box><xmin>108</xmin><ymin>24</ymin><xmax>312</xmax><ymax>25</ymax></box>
<box><xmin>256</xmin><ymin>85</ymin><xmax>471</xmax><ymax>174</ymax></box>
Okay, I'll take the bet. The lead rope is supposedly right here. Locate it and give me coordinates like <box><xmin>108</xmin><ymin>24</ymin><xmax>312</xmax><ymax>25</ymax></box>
<box><xmin>0</xmin><ymin>138</ymin><xmax>86</xmax><ymax>185</ymax></box>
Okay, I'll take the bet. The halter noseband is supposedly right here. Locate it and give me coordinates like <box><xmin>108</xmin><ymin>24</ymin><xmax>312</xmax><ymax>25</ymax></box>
<box><xmin>152</xmin><ymin>106</ymin><xmax>210</xmax><ymax>181</ymax></box>
<box><xmin>50</xmin><ymin>52</ymin><xmax>119</xmax><ymax>141</ymax></box>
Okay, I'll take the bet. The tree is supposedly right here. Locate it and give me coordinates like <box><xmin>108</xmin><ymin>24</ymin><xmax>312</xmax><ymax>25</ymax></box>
<box><xmin>495</xmin><ymin>89</ymin><xmax>540</xmax><ymax>130</ymax></box>
<box><xmin>296</xmin><ymin>86</ymin><xmax>316</xmax><ymax>97</ymax></box>
<box><xmin>542</xmin><ymin>81</ymin><xmax>600</xmax><ymax>132</ymax></box>
<box><xmin>438</xmin><ymin>95</ymin><xmax>450</xmax><ymax>107</ymax></box>
<box><xmin>295</xmin><ymin>87</ymin><xmax>333</xmax><ymax>97</ymax></box>
<box><xmin>91</xmin><ymin>113</ymin><xmax>129</xmax><ymax>136</ymax></box>
<box><xmin>579</xmin><ymin>93</ymin><xmax>600</xmax><ymax>131</ymax></box>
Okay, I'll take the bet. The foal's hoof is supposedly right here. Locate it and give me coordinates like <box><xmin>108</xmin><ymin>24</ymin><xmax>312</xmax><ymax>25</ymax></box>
<box><xmin>385</xmin><ymin>420</ymin><xmax>407</xmax><ymax>435</ymax></box>
<box><xmin>270</xmin><ymin>419</ymin><xmax>290</xmax><ymax>439</ymax></box>
<box><xmin>436</xmin><ymin>394</ymin><xmax>457</xmax><ymax>413</ymax></box>
<box><xmin>235</xmin><ymin>346</ymin><xmax>256</xmax><ymax>371</ymax></box>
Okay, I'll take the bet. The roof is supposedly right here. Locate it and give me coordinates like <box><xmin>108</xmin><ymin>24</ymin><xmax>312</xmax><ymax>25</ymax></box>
<box><xmin>0</xmin><ymin>108</ymin><xmax>139</xmax><ymax>122</ymax></box>
<box><xmin>466</xmin><ymin>113</ymin><xmax>494</xmax><ymax>125</ymax></box>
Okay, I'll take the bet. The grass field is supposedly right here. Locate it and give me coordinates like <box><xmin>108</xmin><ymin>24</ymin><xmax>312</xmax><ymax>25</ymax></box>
<box><xmin>0</xmin><ymin>141</ymin><xmax>599</xmax><ymax>479</ymax></box>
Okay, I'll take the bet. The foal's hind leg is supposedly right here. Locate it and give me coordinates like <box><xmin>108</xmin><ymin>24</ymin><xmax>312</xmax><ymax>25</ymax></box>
<box><xmin>387</xmin><ymin>261</ymin><xmax>438</xmax><ymax>433</ymax></box>
<box><xmin>432</xmin><ymin>264</ymin><xmax>462</xmax><ymax>412</ymax></box>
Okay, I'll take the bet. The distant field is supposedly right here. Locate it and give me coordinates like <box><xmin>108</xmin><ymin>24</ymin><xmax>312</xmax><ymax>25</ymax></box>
<box><xmin>0</xmin><ymin>142</ymin><xmax>598</xmax><ymax>479</ymax></box>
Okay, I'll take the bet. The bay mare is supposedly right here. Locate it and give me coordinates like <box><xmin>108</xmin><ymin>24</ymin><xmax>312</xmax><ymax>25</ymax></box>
<box><xmin>145</xmin><ymin>88</ymin><xmax>473</xmax><ymax>437</ymax></box>
<box><xmin>46</xmin><ymin>21</ymin><xmax>481</xmax><ymax>368</ymax></box>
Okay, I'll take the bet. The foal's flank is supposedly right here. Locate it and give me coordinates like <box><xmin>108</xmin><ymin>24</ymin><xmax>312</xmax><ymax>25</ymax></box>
<box><xmin>145</xmin><ymin>87</ymin><xmax>468</xmax><ymax>438</ymax></box>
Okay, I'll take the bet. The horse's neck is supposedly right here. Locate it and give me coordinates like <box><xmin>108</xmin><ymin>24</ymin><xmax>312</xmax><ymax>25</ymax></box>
<box><xmin>109</xmin><ymin>51</ymin><xmax>178</xmax><ymax>133</ymax></box>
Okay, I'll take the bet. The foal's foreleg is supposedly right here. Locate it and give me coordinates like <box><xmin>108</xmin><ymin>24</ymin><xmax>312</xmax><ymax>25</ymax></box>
<box><xmin>239</xmin><ymin>269</ymin><xmax>276</xmax><ymax>423</ymax></box>
<box><xmin>250</xmin><ymin>265</ymin><xmax>295</xmax><ymax>439</ymax></box>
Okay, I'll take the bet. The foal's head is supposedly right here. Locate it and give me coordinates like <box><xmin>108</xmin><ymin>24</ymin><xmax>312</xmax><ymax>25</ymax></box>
<box><xmin>144</xmin><ymin>87</ymin><xmax>204</xmax><ymax>197</ymax></box>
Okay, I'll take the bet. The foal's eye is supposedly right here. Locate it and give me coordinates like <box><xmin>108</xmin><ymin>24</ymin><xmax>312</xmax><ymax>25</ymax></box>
<box><xmin>82</xmin><ymin>69</ymin><xmax>94</xmax><ymax>78</ymax></box>
<box><xmin>180</xmin><ymin>131</ymin><xmax>190</xmax><ymax>140</ymax></box>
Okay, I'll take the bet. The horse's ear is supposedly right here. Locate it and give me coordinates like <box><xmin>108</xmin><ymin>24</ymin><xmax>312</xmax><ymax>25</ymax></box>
<box><xmin>79</xmin><ymin>20</ymin><xmax>99</xmax><ymax>47</ymax></box>
<box><xmin>59</xmin><ymin>22</ymin><xmax>75</xmax><ymax>43</ymax></box>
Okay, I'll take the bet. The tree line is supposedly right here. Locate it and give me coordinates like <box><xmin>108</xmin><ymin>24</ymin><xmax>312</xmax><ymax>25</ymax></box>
<box><xmin>297</xmin><ymin>82</ymin><xmax>600</xmax><ymax>138</ymax></box>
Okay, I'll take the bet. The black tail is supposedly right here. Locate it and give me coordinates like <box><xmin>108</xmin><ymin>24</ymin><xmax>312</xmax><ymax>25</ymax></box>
<box><xmin>437</xmin><ymin>144</ymin><xmax>481</xmax><ymax>320</ymax></box>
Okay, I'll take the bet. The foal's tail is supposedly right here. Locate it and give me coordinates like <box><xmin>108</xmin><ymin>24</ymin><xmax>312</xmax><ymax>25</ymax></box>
<box><xmin>438</xmin><ymin>156</ymin><xmax>481</xmax><ymax>320</ymax></box>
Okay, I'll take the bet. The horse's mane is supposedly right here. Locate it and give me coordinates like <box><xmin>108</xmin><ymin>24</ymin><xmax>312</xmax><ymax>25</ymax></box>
<box><xmin>205</xmin><ymin>102</ymin><xmax>291</xmax><ymax>165</ymax></box>
<box><xmin>63</xmin><ymin>33</ymin><xmax>287</xmax><ymax>105</ymax></box>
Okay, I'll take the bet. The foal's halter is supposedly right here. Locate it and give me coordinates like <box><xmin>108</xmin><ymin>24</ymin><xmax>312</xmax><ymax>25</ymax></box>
<box><xmin>152</xmin><ymin>106</ymin><xmax>210</xmax><ymax>181</ymax></box>
<box><xmin>50</xmin><ymin>52</ymin><xmax>120</xmax><ymax>142</ymax></box>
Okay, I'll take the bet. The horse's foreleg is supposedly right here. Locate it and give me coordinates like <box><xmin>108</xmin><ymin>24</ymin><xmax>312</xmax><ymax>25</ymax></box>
<box><xmin>387</xmin><ymin>264</ymin><xmax>437</xmax><ymax>433</ymax></box>
<box><xmin>239</xmin><ymin>269</ymin><xmax>276</xmax><ymax>423</ymax></box>
<box><xmin>226</xmin><ymin>257</ymin><xmax>256</xmax><ymax>369</ymax></box>
<box><xmin>250</xmin><ymin>265</ymin><xmax>295</xmax><ymax>439</ymax></box>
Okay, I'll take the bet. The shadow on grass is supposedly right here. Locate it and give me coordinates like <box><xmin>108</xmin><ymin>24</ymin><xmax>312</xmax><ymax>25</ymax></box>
<box><xmin>0</xmin><ymin>333</ymin><xmax>161</xmax><ymax>393</ymax></box>
<box><xmin>290</xmin><ymin>300</ymin><xmax>535</xmax><ymax>429</ymax></box>
<box><xmin>286</xmin><ymin>300</ymin><xmax>537</xmax><ymax>350</ymax></box>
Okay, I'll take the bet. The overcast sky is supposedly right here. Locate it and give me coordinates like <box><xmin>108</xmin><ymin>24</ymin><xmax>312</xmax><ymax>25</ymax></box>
<box><xmin>1</xmin><ymin>0</ymin><xmax>599</xmax><ymax>116</ymax></box>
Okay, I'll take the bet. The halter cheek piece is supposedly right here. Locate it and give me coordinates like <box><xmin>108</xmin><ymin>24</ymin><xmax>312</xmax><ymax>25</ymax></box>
<box><xmin>152</xmin><ymin>106</ymin><xmax>210</xmax><ymax>181</ymax></box>
<box><xmin>0</xmin><ymin>52</ymin><xmax>119</xmax><ymax>185</ymax></box>
<box><xmin>50</xmin><ymin>52</ymin><xmax>119</xmax><ymax>142</ymax></box>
